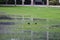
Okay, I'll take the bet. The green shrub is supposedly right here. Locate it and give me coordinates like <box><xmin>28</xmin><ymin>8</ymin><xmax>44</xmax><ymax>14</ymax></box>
<box><xmin>49</xmin><ymin>0</ymin><xmax>59</xmax><ymax>5</ymax></box>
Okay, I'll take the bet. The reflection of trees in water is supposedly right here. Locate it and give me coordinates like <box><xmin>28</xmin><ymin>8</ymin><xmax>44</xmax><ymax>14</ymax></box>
<box><xmin>0</xmin><ymin>22</ymin><xmax>15</xmax><ymax>25</ymax></box>
<box><xmin>0</xmin><ymin>15</ymin><xmax>12</xmax><ymax>19</ymax></box>
<box><xmin>51</xmin><ymin>24</ymin><xmax>60</xmax><ymax>27</ymax></box>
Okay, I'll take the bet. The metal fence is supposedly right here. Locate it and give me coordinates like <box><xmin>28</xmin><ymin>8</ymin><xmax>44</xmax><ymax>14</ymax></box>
<box><xmin>0</xmin><ymin>15</ymin><xmax>60</xmax><ymax>40</ymax></box>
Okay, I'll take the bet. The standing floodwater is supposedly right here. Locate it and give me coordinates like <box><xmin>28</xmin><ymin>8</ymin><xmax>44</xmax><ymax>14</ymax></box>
<box><xmin>0</xmin><ymin>14</ymin><xmax>60</xmax><ymax>40</ymax></box>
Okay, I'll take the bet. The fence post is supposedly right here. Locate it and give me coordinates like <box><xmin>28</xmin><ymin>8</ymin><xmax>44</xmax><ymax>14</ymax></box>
<box><xmin>47</xmin><ymin>19</ymin><xmax>49</xmax><ymax>40</ymax></box>
<box><xmin>31</xmin><ymin>17</ymin><xmax>33</xmax><ymax>40</ymax></box>
<box><xmin>22</xmin><ymin>15</ymin><xmax>24</xmax><ymax>40</ymax></box>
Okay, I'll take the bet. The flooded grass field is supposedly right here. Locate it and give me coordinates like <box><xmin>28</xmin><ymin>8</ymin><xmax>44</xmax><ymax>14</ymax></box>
<box><xmin>0</xmin><ymin>14</ymin><xmax>60</xmax><ymax>40</ymax></box>
<box><xmin>0</xmin><ymin>7</ymin><xmax>60</xmax><ymax>40</ymax></box>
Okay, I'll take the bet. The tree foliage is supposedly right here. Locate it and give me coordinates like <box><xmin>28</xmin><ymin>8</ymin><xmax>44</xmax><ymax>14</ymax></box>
<box><xmin>49</xmin><ymin>0</ymin><xmax>59</xmax><ymax>5</ymax></box>
<box><xmin>0</xmin><ymin>0</ymin><xmax>5</xmax><ymax>2</ymax></box>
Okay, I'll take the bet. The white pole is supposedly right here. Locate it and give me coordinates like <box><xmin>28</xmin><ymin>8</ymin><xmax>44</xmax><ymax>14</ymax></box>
<box><xmin>22</xmin><ymin>0</ymin><xmax>24</xmax><ymax>6</ymax></box>
<box><xmin>59</xmin><ymin>0</ymin><xmax>60</xmax><ymax>3</ymax></box>
<box><xmin>47</xmin><ymin>0</ymin><xmax>49</xmax><ymax>6</ymax></box>
<box><xmin>15</xmin><ymin>0</ymin><xmax>16</xmax><ymax>6</ymax></box>
<box><xmin>31</xmin><ymin>0</ymin><xmax>33</xmax><ymax>6</ymax></box>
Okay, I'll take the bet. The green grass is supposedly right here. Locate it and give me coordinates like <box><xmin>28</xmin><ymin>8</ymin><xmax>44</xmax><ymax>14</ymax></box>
<box><xmin>0</xmin><ymin>6</ymin><xmax>60</xmax><ymax>18</ymax></box>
